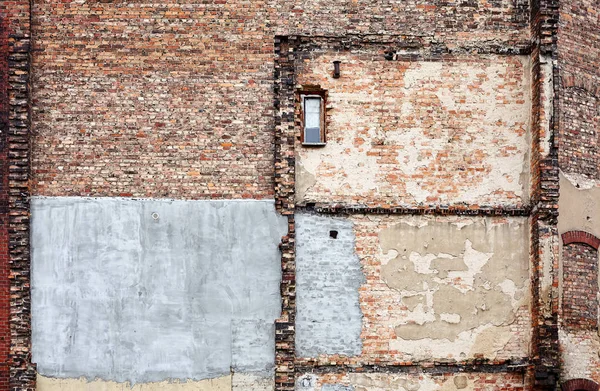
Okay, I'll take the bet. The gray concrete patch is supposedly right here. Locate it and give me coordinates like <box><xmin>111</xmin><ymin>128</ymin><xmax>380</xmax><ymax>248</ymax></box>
<box><xmin>295</xmin><ymin>213</ymin><xmax>365</xmax><ymax>358</ymax></box>
<box><xmin>322</xmin><ymin>385</ymin><xmax>355</xmax><ymax>391</ymax></box>
<box><xmin>31</xmin><ymin>197</ymin><xmax>287</xmax><ymax>384</ymax></box>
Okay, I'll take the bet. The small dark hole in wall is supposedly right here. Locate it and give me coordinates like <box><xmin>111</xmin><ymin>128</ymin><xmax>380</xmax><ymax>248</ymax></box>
<box><xmin>330</xmin><ymin>230</ymin><xmax>338</xmax><ymax>239</ymax></box>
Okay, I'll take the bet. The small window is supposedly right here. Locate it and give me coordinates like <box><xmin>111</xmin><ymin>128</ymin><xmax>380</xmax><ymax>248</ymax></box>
<box><xmin>302</xmin><ymin>95</ymin><xmax>325</xmax><ymax>146</ymax></box>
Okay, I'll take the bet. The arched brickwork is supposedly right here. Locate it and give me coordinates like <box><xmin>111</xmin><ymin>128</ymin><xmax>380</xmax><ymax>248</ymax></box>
<box><xmin>561</xmin><ymin>232</ymin><xmax>600</xmax><ymax>330</ymax></box>
<box><xmin>562</xmin><ymin>378</ymin><xmax>600</xmax><ymax>391</ymax></box>
<box><xmin>562</xmin><ymin>230</ymin><xmax>600</xmax><ymax>250</ymax></box>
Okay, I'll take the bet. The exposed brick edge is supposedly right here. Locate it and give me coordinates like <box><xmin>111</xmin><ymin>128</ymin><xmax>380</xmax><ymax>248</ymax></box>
<box><xmin>530</xmin><ymin>0</ymin><xmax>561</xmax><ymax>388</ymax></box>
<box><xmin>274</xmin><ymin>35</ymin><xmax>298</xmax><ymax>391</ymax></box>
<box><xmin>299</xmin><ymin>204</ymin><xmax>531</xmax><ymax>216</ymax></box>
<box><xmin>0</xmin><ymin>15</ymin><xmax>10</xmax><ymax>391</ymax></box>
<box><xmin>561</xmin><ymin>230</ymin><xmax>600</xmax><ymax>250</ymax></box>
<box><xmin>561</xmin><ymin>379</ymin><xmax>600</xmax><ymax>391</ymax></box>
<box><xmin>6</xmin><ymin>11</ymin><xmax>37</xmax><ymax>391</ymax></box>
<box><xmin>296</xmin><ymin>359</ymin><xmax>530</xmax><ymax>375</ymax></box>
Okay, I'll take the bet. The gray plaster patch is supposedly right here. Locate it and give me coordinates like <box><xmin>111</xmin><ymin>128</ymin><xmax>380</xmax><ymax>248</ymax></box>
<box><xmin>322</xmin><ymin>385</ymin><xmax>355</xmax><ymax>391</ymax></box>
<box><xmin>31</xmin><ymin>197</ymin><xmax>287</xmax><ymax>384</ymax></box>
<box><xmin>295</xmin><ymin>213</ymin><xmax>365</xmax><ymax>358</ymax></box>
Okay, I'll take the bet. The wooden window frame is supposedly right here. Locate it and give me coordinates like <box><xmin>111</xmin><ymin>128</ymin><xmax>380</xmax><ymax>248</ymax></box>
<box><xmin>299</xmin><ymin>87</ymin><xmax>327</xmax><ymax>146</ymax></box>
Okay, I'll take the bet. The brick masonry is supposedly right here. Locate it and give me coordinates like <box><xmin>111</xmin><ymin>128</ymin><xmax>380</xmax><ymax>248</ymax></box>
<box><xmin>561</xmin><ymin>243</ymin><xmax>599</xmax><ymax>330</ymax></box>
<box><xmin>557</xmin><ymin>0</ymin><xmax>600</xmax><ymax>385</ymax></box>
<box><xmin>1</xmin><ymin>0</ymin><xmax>37</xmax><ymax>389</ymax></box>
<box><xmin>28</xmin><ymin>0</ymin><xmax>530</xmax><ymax>200</ymax></box>
<box><xmin>0</xmin><ymin>13</ymin><xmax>10</xmax><ymax>391</ymax></box>
<box><xmin>295</xmin><ymin>49</ymin><xmax>531</xmax><ymax>208</ymax></box>
<box><xmin>0</xmin><ymin>0</ymin><xmax>598</xmax><ymax>390</ymax></box>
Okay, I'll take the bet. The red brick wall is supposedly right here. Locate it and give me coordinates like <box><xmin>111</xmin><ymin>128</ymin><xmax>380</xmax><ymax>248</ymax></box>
<box><xmin>561</xmin><ymin>243</ymin><xmax>599</xmax><ymax>330</ymax></box>
<box><xmin>29</xmin><ymin>0</ymin><xmax>530</xmax><ymax>200</ymax></box>
<box><xmin>0</xmin><ymin>13</ymin><xmax>10</xmax><ymax>391</ymax></box>
<box><xmin>558</xmin><ymin>0</ymin><xmax>600</xmax><ymax>179</ymax></box>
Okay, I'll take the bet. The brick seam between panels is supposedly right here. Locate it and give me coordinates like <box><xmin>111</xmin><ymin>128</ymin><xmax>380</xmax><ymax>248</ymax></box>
<box><xmin>5</xmin><ymin>0</ymin><xmax>36</xmax><ymax>388</ymax></box>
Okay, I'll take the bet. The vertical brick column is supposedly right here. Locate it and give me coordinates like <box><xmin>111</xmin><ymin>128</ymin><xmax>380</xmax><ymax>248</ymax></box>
<box><xmin>274</xmin><ymin>36</ymin><xmax>298</xmax><ymax>391</ymax></box>
<box><xmin>1</xmin><ymin>1</ymin><xmax>36</xmax><ymax>389</ymax></box>
<box><xmin>530</xmin><ymin>0</ymin><xmax>561</xmax><ymax>388</ymax></box>
<box><xmin>0</xmin><ymin>14</ymin><xmax>11</xmax><ymax>391</ymax></box>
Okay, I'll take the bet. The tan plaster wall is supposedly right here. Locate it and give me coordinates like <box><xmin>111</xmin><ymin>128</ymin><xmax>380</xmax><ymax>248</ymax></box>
<box><xmin>295</xmin><ymin>53</ymin><xmax>531</xmax><ymax>207</ymax></box>
<box><xmin>37</xmin><ymin>373</ymin><xmax>273</xmax><ymax>391</ymax></box>
<box><xmin>36</xmin><ymin>375</ymin><xmax>232</xmax><ymax>391</ymax></box>
<box><xmin>558</xmin><ymin>172</ymin><xmax>600</xmax><ymax>240</ymax></box>
<box><xmin>296</xmin><ymin>215</ymin><xmax>531</xmax><ymax>366</ymax></box>
<box><xmin>296</xmin><ymin>372</ymin><xmax>527</xmax><ymax>391</ymax></box>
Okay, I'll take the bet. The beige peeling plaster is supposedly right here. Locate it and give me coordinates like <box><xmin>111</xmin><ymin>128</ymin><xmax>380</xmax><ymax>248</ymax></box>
<box><xmin>297</xmin><ymin>373</ymin><xmax>481</xmax><ymax>391</ymax></box>
<box><xmin>559</xmin><ymin>329</ymin><xmax>600</xmax><ymax>381</ymax></box>
<box><xmin>296</xmin><ymin>54</ymin><xmax>531</xmax><ymax>206</ymax></box>
<box><xmin>380</xmin><ymin>217</ymin><xmax>530</xmax><ymax>360</ymax></box>
<box><xmin>558</xmin><ymin>172</ymin><xmax>600</xmax><ymax>239</ymax></box>
<box><xmin>37</xmin><ymin>375</ymin><xmax>232</xmax><ymax>391</ymax></box>
<box><xmin>37</xmin><ymin>373</ymin><xmax>273</xmax><ymax>391</ymax></box>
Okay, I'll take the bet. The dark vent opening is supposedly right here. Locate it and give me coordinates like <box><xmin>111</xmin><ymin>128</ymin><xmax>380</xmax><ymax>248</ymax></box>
<box><xmin>329</xmin><ymin>230</ymin><xmax>338</xmax><ymax>239</ymax></box>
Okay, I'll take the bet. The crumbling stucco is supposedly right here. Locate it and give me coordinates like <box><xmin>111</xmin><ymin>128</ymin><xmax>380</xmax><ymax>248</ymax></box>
<box><xmin>37</xmin><ymin>375</ymin><xmax>233</xmax><ymax>391</ymax></box>
<box><xmin>31</xmin><ymin>197</ymin><xmax>287</xmax><ymax>385</ymax></box>
<box><xmin>37</xmin><ymin>372</ymin><xmax>274</xmax><ymax>391</ymax></box>
<box><xmin>559</xmin><ymin>329</ymin><xmax>600</xmax><ymax>382</ymax></box>
<box><xmin>378</xmin><ymin>217</ymin><xmax>529</xmax><ymax>359</ymax></box>
<box><xmin>558</xmin><ymin>171</ymin><xmax>600</xmax><ymax>239</ymax></box>
<box><xmin>296</xmin><ymin>53</ymin><xmax>531</xmax><ymax>207</ymax></box>
<box><xmin>295</xmin><ymin>213</ymin><xmax>365</xmax><ymax>358</ymax></box>
<box><xmin>295</xmin><ymin>372</ymin><xmax>521</xmax><ymax>391</ymax></box>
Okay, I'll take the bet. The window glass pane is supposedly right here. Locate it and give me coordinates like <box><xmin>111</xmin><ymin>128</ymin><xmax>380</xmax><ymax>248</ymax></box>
<box><xmin>304</xmin><ymin>98</ymin><xmax>321</xmax><ymax>129</ymax></box>
<box><xmin>305</xmin><ymin>127</ymin><xmax>321</xmax><ymax>144</ymax></box>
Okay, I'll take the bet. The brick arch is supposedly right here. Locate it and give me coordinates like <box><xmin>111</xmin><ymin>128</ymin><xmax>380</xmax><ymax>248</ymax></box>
<box><xmin>562</xmin><ymin>378</ymin><xmax>600</xmax><ymax>391</ymax></box>
<box><xmin>562</xmin><ymin>230</ymin><xmax>600</xmax><ymax>250</ymax></box>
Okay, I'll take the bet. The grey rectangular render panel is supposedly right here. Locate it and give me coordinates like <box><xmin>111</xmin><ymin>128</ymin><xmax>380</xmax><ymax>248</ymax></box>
<box><xmin>31</xmin><ymin>197</ymin><xmax>287</xmax><ymax>385</ymax></box>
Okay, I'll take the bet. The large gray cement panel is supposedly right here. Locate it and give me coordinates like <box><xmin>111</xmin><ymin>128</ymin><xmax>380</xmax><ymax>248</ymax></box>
<box><xmin>295</xmin><ymin>213</ymin><xmax>364</xmax><ymax>358</ymax></box>
<box><xmin>31</xmin><ymin>197</ymin><xmax>287</xmax><ymax>384</ymax></box>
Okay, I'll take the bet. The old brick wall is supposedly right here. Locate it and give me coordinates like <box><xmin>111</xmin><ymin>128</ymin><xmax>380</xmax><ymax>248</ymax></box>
<box><xmin>558</xmin><ymin>0</ymin><xmax>600</xmax><ymax>182</ymax></box>
<box><xmin>11</xmin><ymin>0</ymin><xmax>588</xmax><ymax>389</ymax></box>
<box><xmin>29</xmin><ymin>0</ymin><xmax>530</xmax><ymax>200</ymax></box>
<box><xmin>557</xmin><ymin>0</ymin><xmax>600</xmax><ymax>385</ymax></box>
<box><xmin>1</xmin><ymin>0</ymin><xmax>36</xmax><ymax>390</ymax></box>
<box><xmin>0</xmin><ymin>11</ymin><xmax>10</xmax><ymax>391</ymax></box>
<box><xmin>561</xmin><ymin>243</ymin><xmax>598</xmax><ymax>330</ymax></box>
<box><xmin>296</xmin><ymin>372</ymin><xmax>529</xmax><ymax>391</ymax></box>
<box><xmin>281</xmin><ymin>33</ymin><xmax>538</xmax><ymax>391</ymax></box>
<box><xmin>295</xmin><ymin>49</ymin><xmax>531</xmax><ymax>208</ymax></box>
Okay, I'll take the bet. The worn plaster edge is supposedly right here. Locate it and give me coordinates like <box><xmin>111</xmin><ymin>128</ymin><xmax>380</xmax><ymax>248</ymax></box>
<box><xmin>36</xmin><ymin>374</ymin><xmax>234</xmax><ymax>390</ymax></box>
<box><xmin>520</xmin><ymin>54</ymin><xmax>533</xmax><ymax>204</ymax></box>
<box><xmin>31</xmin><ymin>195</ymin><xmax>279</xmax><ymax>204</ymax></box>
<box><xmin>37</xmin><ymin>372</ymin><xmax>275</xmax><ymax>390</ymax></box>
<box><xmin>35</xmin><ymin>368</ymin><xmax>275</xmax><ymax>387</ymax></box>
<box><xmin>560</xmin><ymin>171</ymin><xmax>600</xmax><ymax>190</ymax></box>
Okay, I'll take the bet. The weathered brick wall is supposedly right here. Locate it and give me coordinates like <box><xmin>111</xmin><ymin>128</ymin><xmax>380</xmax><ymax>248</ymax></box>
<box><xmin>557</xmin><ymin>0</ymin><xmax>600</xmax><ymax>385</ymax></box>
<box><xmin>294</xmin><ymin>49</ymin><xmax>531</xmax><ymax>208</ymax></box>
<box><xmin>30</xmin><ymin>0</ymin><xmax>530</xmax><ymax>199</ymax></box>
<box><xmin>0</xmin><ymin>12</ymin><xmax>10</xmax><ymax>391</ymax></box>
<box><xmin>561</xmin><ymin>243</ymin><xmax>599</xmax><ymax>330</ymax></box>
<box><xmin>296</xmin><ymin>371</ymin><xmax>528</xmax><ymax>391</ymax></box>
<box><xmin>558</xmin><ymin>0</ymin><xmax>600</xmax><ymax>180</ymax></box>
<box><xmin>1</xmin><ymin>0</ymin><xmax>36</xmax><ymax>390</ymax></box>
<box><xmin>295</xmin><ymin>214</ymin><xmax>531</xmax><ymax>368</ymax></box>
<box><xmin>559</xmin><ymin>88</ymin><xmax>599</xmax><ymax>181</ymax></box>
